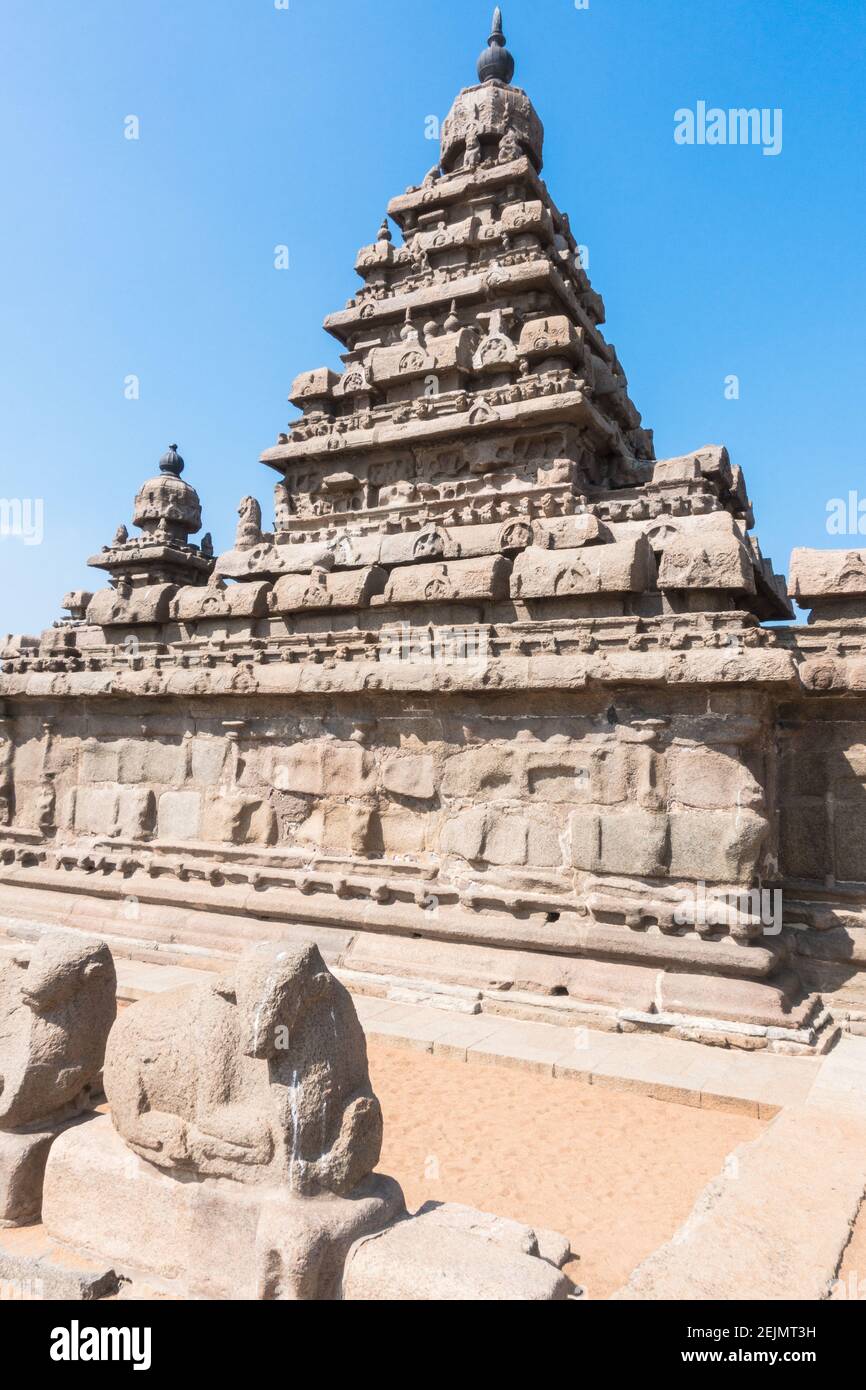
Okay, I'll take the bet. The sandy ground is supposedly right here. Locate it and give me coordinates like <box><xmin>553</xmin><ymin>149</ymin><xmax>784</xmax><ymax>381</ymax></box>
<box><xmin>369</xmin><ymin>1041</ymin><xmax>764</xmax><ymax>1299</ymax></box>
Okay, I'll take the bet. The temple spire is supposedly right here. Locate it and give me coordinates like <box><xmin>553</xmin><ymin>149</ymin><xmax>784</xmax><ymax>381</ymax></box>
<box><xmin>159</xmin><ymin>443</ymin><xmax>184</xmax><ymax>477</ymax></box>
<box><xmin>477</xmin><ymin>6</ymin><xmax>515</xmax><ymax>85</ymax></box>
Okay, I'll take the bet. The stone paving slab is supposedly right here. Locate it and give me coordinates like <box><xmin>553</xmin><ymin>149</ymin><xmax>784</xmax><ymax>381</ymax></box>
<box><xmin>362</xmin><ymin>1003</ymin><xmax>827</xmax><ymax>1116</ymax></box>
<box><xmin>356</xmin><ymin>1002</ymin><xmax>461</xmax><ymax>1053</ymax></box>
<box><xmin>804</xmin><ymin>1036</ymin><xmax>866</xmax><ymax>1118</ymax></box>
<box><xmin>466</xmin><ymin>1024</ymin><xmax>577</xmax><ymax>1076</ymax></box>
<box><xmin>0</xmin><ymin>1224</ymin><xmax>121</xmax><ymax>1300</ymax></box>
<box><xmin>114</xmin><ymin>958</ymin><xmax>215</xmax><ymax>1001</ymax></box>
<box><xmin>614</xmin><ymin>1107</ymin><xmax>866</xmax><ymax>1300</ymax></box>
<box><xmin>431</xmin><ymin>1019</ymin><xmax>503</xmax><ymax>1062</ymax></box>
<box><xmin>351</xmin><ymin>995</ymin><xmax>402</xmax><ymax>1023</ymax></box>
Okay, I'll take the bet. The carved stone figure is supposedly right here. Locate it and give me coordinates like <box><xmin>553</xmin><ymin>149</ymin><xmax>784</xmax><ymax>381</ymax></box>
<box><xmin>0</xmin><ymin>935</ymin><xmax>116</xmax><ymax>1131</ymax></box>
<box><xmin>274</xmin><ymin>482</ymin><xmax>293</xmax><ymax>531</ymax></box>
<box><xmin>463</xmin><ymin>127</ymin><xmax>482</xmax><ymax>170</ymax></box>
<box><xmin>0</xmin><ymin>934</ymin><xmax>116</xmax><ymax>1224</ymax></box>
<box><xmin>236</xmin><ymin>496</ymin><xmax>263</xmax><ymax>550</ymax></box>
<box><xmin>103</xmin><ymin>940</ymin><xmax>382</xmax><ymax>1196</ymax></box>
<box><xmin>35</xmin><ymin>776</ymin><xmax>56</xmax><ymax>832</ymax></box>
<box><xmin>498</xmin><ymin>123</ymin><xmax>523</xmax><ymax>163</ymax></box>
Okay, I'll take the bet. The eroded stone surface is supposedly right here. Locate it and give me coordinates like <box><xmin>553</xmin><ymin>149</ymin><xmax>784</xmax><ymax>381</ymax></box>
<box><xmin>342</xmin><ymin>1213</ymin><xmax>575</xmax><ymax>1301</ymax></box>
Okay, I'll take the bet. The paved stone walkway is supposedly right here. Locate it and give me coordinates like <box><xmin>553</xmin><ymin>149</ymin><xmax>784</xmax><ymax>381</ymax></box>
<box><xmin>615</xmin><ymin>1105</ymin><xmax>866</xmax><ymax>1300</ymax></box>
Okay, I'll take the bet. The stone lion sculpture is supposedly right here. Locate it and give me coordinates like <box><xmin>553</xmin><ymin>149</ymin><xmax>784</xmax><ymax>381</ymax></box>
<box><xmin>103</xmin><ymin>940</ymin><xmax>383</xmax><ymax>1197</ymax></box>
<box><xmin>0</xmin><ymin>934</ymin><xmax>117</xmax><ymax>1132</ymax></box>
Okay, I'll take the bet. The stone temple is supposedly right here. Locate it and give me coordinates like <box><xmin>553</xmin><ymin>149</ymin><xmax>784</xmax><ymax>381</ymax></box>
<box><xmin>2</xmin><ymin>10</ymin><xmax>864</xmax><ymax>1062</ymax></box>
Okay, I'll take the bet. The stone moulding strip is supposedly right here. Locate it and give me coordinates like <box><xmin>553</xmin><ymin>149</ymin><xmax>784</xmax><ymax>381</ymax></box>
<box><xmin>0</xmin><ymin>861</ymin><xmax>786</xmax><ymax>979</ymax></box>
<box><xmin>0</xmin><ymin>650</ymin><xmax>803</xmax><ymax>697</ymax></box>
<box><xmin>0</xmin><ymin>915</ymin><xmax>236</xmax><ymax>974</ymax></box>
<box><xmin>347</xmin><ymin>970</ymin><xmax>828</xmax><ymax>1056</ymax></box>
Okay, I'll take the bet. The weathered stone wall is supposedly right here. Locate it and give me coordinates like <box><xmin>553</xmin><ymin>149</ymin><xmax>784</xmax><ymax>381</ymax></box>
<box><xmin>2</xmin><ymin>680</ymin><xmax>860</xmax><ymax>1054</ymax></box>
<box><xmin>778</xmin><ymin>700</ymin><xmax>866</xmax><ymax>887</ymax></box>
<box><xmin>1</xmin><ymin>689</ymin><xmax>774</xmax><ymax>879</ymax></box>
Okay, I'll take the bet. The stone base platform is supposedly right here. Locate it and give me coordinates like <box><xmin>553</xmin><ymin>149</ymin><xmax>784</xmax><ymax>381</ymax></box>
<box><xmin>42</xmin><ymin>1115</ymin><xmax>404</xmax><ymax>1300</ymax></box>
<box><xmin>0</xmin><ymin>1114</ymin><xmax>95</xmax><ymax>1227</ymax></box>
<box><xmin>0</xmin><ymin>883</ymin><xmax>834</xmax><ymax>1054</ymax></box>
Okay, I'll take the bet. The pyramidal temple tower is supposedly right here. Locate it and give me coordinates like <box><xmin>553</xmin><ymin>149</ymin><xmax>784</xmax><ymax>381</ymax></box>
<box><xmin>4</xmin><ymin>12</ymin><xmax>866</xmax><ymax>1057</ymax></box>
<box><xmin>250</xmin><ymin>9</ymin><xmax>790</xmax><ymax>632</ymax></box>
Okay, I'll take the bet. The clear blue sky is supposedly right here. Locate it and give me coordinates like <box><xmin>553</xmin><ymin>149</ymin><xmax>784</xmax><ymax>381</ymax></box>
<box><xmin>1</xmin><ymin>0</ymin><xmax>864</xmax><ymax>635</ymax></box>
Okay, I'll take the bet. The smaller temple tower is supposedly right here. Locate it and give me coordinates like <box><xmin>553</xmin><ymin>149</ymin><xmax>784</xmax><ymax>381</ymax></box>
<box><xmin>83</xmin><ymin>445</ymin><xmax>214</xmax><ymax>625</ymax></box>
<box><xmin>88</xmin><ymin>444</ymin><xmax>213</xmax><ymax>590</ymax></box>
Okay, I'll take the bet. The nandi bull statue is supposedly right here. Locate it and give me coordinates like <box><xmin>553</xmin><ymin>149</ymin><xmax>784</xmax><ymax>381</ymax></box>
<box><xmin>37</xmin><ymin>937</ymin><xmax>575</xmax><ymax>1299</ymax></box>
<box><xmin>37</xmin><ymin>939</ymin><xmax>402</xmax><ymax>1298</ymax></box>
<box><xmin>103</xmin><ymin>939</ymin><xmax>383</xmax><ymax>1196</ymax></box>
<box><xmin>0</xmin><ymin>933</ymin><xmax>117</xmax><ymax>1225</ymax></box>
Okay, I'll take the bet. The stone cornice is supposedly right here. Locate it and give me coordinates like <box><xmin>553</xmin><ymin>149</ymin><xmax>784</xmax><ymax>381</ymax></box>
<box><xmin>261</xmin><ymin>386</ymin><xmax>615</xmax><ymax>470</ymax></box>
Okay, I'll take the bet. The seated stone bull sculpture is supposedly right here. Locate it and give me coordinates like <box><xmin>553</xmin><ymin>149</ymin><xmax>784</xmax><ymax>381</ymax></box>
<box><xmin>0</xmin><ymin>932</ymin><xmax>117</xmax><ymax>1225</ymax></box>
<box><xmin>0</xmin><ymin>934</ymin><xmax>117</xmax><ymax>1132</ymax></box>
<box><xmin>103</xmin><ymin>940</ymin><xmax>383</xmax><ymax>1197</ymax></box>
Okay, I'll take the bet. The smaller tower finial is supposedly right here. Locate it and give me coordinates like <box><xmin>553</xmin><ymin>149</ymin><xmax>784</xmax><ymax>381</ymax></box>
<box><xmin>478</xmin><ymin>7</ymin><xmax>515</xmax><ymax>85</ymax></box>
<box><xmin>159</xmin><ymin>443</ymin><xmax>184</xmax><ymax>476</ymax></box>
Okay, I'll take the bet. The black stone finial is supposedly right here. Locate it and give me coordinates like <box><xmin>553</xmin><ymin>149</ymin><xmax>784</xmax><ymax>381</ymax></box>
<box><xmin>159</xmin><ymin>444</ymin><xmax>184</xmax><ymax>476</ymax></box>
<box><xmin>477</xmin><ymin>6</ymin><xmax>515</xmax><ymax>85</ymax></box>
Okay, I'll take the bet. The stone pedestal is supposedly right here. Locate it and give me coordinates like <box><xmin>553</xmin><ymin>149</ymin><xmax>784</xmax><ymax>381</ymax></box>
<box><xmin>0</xmin><ymin>1116</ymin><xmax>87</xmax><ymax>1227</ymax></box>
<box><xmin>42</xmin><ymin>1116</ymin><xmax>404</xmax><ymax>1300</ymax></box>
